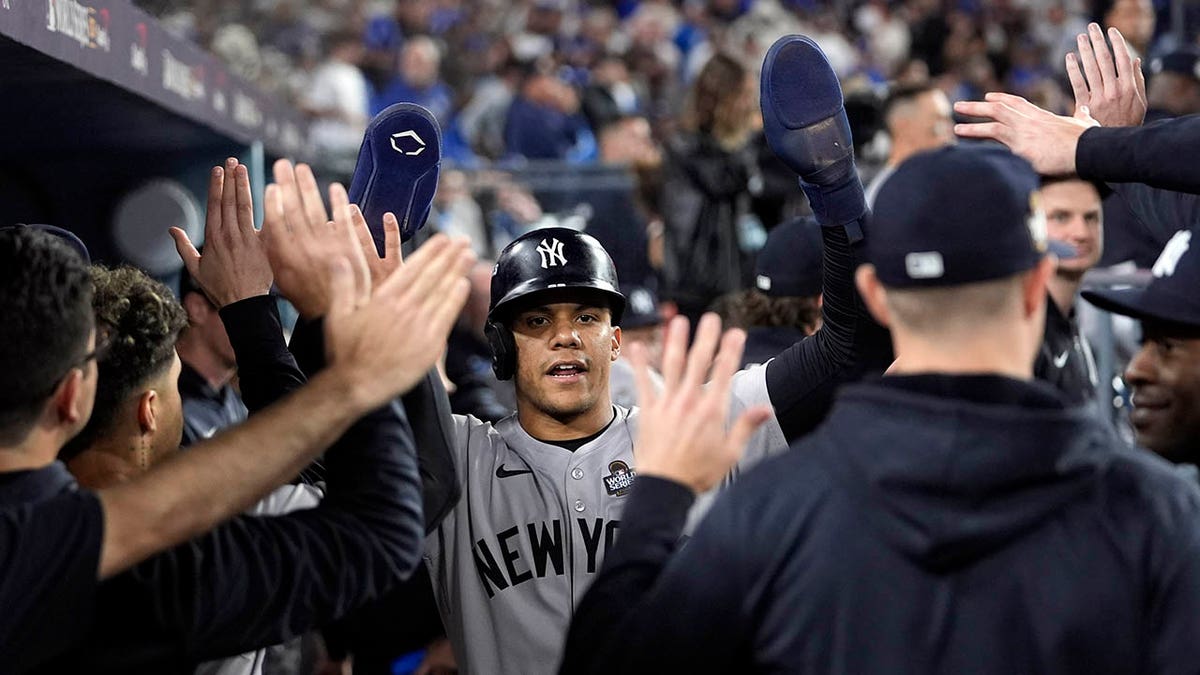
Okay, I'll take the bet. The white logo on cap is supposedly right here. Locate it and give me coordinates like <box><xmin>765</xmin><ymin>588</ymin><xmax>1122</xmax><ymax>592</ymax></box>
<box><xmin>905</xmin><ymin>252</ymin><xmax>945</xmax><ymax>279</ymax></box>
<box><xmin>536</xmin><ymin>238</ymin><xmax>567</xmax><ymax>269</ymax></box>
<box><xmin>756</xmin><ymin>274</ymin><xmax>772</xmax><ymax>291</ymax></box>
<box><xmin>1027</xmin><ymin>194</ymin><xmax>1048</xmax><ymax>253</ymax></box>
<box><xmin>1152</xmin><ymin>230</ymin><xmax>1191</xmax><ymax>278</ymax></box>
<box><xmin>390</xmin><ymin>130</ymin><xmax>426</xmax><ymax>156</ymax></box>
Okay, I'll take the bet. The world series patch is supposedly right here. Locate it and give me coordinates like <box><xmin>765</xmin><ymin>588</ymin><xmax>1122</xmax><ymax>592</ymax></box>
<box><xmin>603</xmin><ymin>460</ymin><xmax>636</xmax><ymax>496</ymax></box>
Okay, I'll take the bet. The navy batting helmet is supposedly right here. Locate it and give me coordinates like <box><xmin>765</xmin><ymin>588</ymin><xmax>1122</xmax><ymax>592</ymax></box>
<box><xmin>485</xmin><ymin>227</ymin><xmax>626</xmax><ymax>380</ymax></box>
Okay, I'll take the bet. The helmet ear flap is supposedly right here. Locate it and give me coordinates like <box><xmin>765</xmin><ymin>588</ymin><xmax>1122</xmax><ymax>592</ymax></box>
<box><xmin>485</xmin><ymin>320</ymin><xmax>517</xmax><ymax>380</ymax></box>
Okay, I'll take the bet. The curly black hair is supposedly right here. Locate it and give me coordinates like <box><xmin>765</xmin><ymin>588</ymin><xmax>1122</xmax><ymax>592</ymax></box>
<box><xmin>0</xmin><ymin>228</ymin><xmax>93</xmax><ymax>445</ymax></box>
<box><xmin>60</xmin><ymin>266</ymin><xmax>188</xmax><ymax>459</ymax></box>
<box><xmin>713</xmin><ymin>289</ymin><xmax>822</xmax><ymax>333</ymax></box>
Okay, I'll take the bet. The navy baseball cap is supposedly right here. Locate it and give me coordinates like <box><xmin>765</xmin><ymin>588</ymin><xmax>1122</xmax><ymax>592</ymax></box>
<box><xmin>755</xmin><ymin>216</ymin><xmax>823</xmax><ymax>297</ymax></box>
<box><xmin>1083</xmin><ymin>229</ymin><xmax>1200</xmax><ymax>331</ymax></box>
<box><xmin>0</xmin><ymin>224</ymin><xmax>90</xmax><ymax>263</ymax></box>
<box><xmin>867</xmin><ymin>145</ymin><xmax>1067</xmax><ymax>287</ymax></box>
<box><xmin>621</xmin><ymin>284</ymin><xmax>663</xmax><ymax>330</ymax></box>
<box><xmin>1151</xmin><ymin>49</ymin><xmax>1200</xmax><ymax>83</ymax></box>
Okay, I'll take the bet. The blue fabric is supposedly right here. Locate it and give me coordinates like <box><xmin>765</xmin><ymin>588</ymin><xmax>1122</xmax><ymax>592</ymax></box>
<box><xmin>369</xmin><ymin>77</ymin><xmax>454</xmax><ymax>123</ymax></box>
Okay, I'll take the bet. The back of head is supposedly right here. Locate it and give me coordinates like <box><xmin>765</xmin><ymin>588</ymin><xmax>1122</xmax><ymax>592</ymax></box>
<box><xmin>0</xmin><ymin>228</ymin><xmax>93</xmax><ymax>446</ymax></box>
<box><xmin>864</xmin><ymin>146</ymin><xmax>1053</xmax><ymax>367</ymax></box>
<box><xmin>60</xmin><ymin>266</ymin><xmax>188</xmax><ymax>460</ymax></box>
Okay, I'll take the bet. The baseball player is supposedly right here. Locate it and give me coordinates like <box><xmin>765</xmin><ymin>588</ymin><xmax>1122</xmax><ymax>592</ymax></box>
<box><xmin>425</xmin><ymin>35</ymin><xmax>878</xmax><ymax>674</ymax></box>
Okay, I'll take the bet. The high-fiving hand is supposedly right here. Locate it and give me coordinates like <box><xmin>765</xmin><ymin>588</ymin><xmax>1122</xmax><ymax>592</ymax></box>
<box><xmin>171</xmin><ymin>157</ymin><xmax>273</xmax><ymax>307</ymax></box>
<box><xmin>631</xmin><ymin>314</ymin><xmax>771</xmax><ymax>495</ymax></box>
<box><xmin>1066</xmin><ymin>23</ymin><xmax>1146</xmax><ymax>128</ymax></box>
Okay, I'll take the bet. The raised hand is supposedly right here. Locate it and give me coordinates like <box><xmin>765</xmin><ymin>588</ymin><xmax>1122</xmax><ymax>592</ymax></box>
<box><xmin>323</xmin><ymin>234</ymin><xmax>476</xmax><ymax>408</ymax></box>
<box><xmin>170</xmin><ymin>157</ymin><xmax>273</xmax><ymax>307</ymax></box>
<box><xmin>632</xmin><ymin>313</ymin><xmax>771</xmax><ymax>495</ymax></box>
<box><xmin>340</xmin><ymin>202</ymin><xmax>403</xmax><ymax>289</ymax></box>
<box><xmin>261</xmin><ymin>159</ymin><xmax>370</xmax><ymax>318</ymax></box>
<box><xmin>1066</xmin><ymin>23</ymin><xmax>1146</xmax><ymax>128</ymax></box>
<box><xmin>954</xmin><ymin>92</ymin><xmax>1099</xmax><ymax>176</ymax></box>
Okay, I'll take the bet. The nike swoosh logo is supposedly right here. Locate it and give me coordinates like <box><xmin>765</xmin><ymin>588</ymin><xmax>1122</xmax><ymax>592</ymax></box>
<box><xmin>1053</xmin><ymin>351</ymin><xmax>1069</xmax><ymax>368</ymax></box>
<box><xmin>496</xmin><ymin>464</ymin><xmax>534</xmax><ymax>479</ymax></box>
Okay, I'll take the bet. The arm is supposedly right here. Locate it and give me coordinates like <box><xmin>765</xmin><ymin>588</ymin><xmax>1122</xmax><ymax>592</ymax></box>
<box><xmin>1076</xmin><ymin>118</ymin><xmax>1200</xmax><ymax>194</ymax></box>
<box><xmin>560</xmin><ymin>477</ymin><xmax>748</xmax><ymax>674</ymax></box>
<box><xmin>219</xmin><ymin>296</ymin><xmax>306</xmax><ymax>412</ymax></box>
<box><xmin>1106</xmin><ymin>181</ymin><xmax>1200</xmax><ymax>247</ymax></box>
<box><xmin>97</xmin><ymin>219</ymin><xmax>475</xmax><ymax>580</ymax></box>
<box><xmin>99</xmin><ymin>399</ymin><xmax>425</xmax><ymax>663</ymax></box>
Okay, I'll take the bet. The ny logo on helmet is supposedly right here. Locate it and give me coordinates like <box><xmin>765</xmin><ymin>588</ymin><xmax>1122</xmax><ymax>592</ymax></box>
<box><xmin>1152</xmin><ymin>230</ymin><xmax>1191</xmax><ymax>278</ymax></box>
<box><xmin>536</xmin><ymin>238</ymin><xmax>567</xmax><ymax>269</ymax></box>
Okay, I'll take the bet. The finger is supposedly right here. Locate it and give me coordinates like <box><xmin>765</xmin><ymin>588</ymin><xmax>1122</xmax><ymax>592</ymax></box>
<box><xmin>204</xmin><ymin>165</ymin><xmax>225</xmax><ymax>237</ymax></box>
<box><xmin>233</xmin><ymin>164</ymin><xmax>256</xmax><ymax>237</ymax></box>
<box><xmin>325</xmin><ymin>257</ymin><xmax>356</xmax><ymax>321</ymax></box>
<box><xmin>260</xmin><ymin>184</ymin><xmax>285</xmax><ymax>249</ymax></box>
<box><xmin>953</xmin><ymin>99</ymin><xmax>1018</xmax><ymax>124</ymax></box>
<box><xmin>682</xmin><ymin>313</ymin><xmax>722</xmax><ymax>390</ymax></box>
<box><xmin>1087</xmin><ymin>22</ymin><xmax>1117</xmax><ymax>91</ymax></box>
<box><xmin>726</xmin><ymin>407</ymin><xmax>773</xmax><ymax>459</ymax></box>
<box><xmin>953</xmin><ymin>121</ymin><xmax>1010</xmax><ymax>142</ymax></box>
<box><xmin>1065</xmin><ymin>52</ymin><xmax>1090</xmax><ymax>104</ymax></box>
<box><xmin>328</xmin><ymin>182</ymin><xmax>350</xmax><ymax>231</ymax></box>
<box><xmin>273</xmin><ymin>159</ymin><xmax>308</xmax><ymax>234</ymax></box>
<box><xmin>378</xmin><ymin>235</ymin><xmax>454</xmax><ymax>301</ymax></box>
<box><xmin>295</xmin><ymin>163</ymin><xmax>329</xmax><ymax>231</ymax></box>
<box><xmin>1108</xmin><ymin>26</ymin><xmax>1136</xmax><ymax>87</ymax></box>
<box><xmin>350</xmin><ymin>205</ymin><xmax>380</xmax><ymax>262</ymax></box>
<box><xmin>342</xmin><ymin>206</ymin><xmax>373</xmax><ymax>301</ymax></box>
<box><xmin>627</xmin><ymin>342</ymin><xmax>658</xmax><ymax>409</ymax></box>
<box><xmin>169</xmin><ymin>227</ymin><xmax>201</xmax><ymax>277</ymax></box>
<box><xmin>982</xmin><ymin>92</ymin><xmax>1048</xmax><ymax>117</ymax></box>
<box><xmin>383</xmin><ymin>211</ymin><xmax>402</xmax><ymax>263</ymax></box>
<box><xmin>658</xmin><ymin>315</ymin><xmax>690</xmax><ymax>393</ymax></box>
<box><xmin>1134</xmin><ymin>57</ymin><xmax>1146</xmax><ymax>103</ymax></box>
<box><xmin>1076</xmin><ymin>31</ymin><xmax>1105</xmax><ymax>96</ymax></box>
<box><xmin>220</xmin><ymin>157</ymin><xmax>239</xmax><ymax>241</ymax></box>
<box><xmin>708</xmin><ymin>328</ymin><xmax>746</xmax><ymax>396</ymax></box>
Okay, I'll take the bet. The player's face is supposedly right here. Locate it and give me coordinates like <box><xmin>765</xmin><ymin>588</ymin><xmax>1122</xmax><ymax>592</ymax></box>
<box><xmin>1041</xmin><ymin>180</ymin><xmax>1103</xmax><ymax>277</ymax></box>
<box><xmin>1125</xmin><ymin>324</ymin><xmax>1200</xmax><ymax>462</ymax></box>
<box><xmin>511</xmin><ymin>301</ymin><xmax>620</xmax><ymax>421</ymax></box>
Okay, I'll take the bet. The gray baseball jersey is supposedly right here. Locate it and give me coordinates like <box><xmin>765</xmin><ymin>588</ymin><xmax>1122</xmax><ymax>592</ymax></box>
<box><xmin>425</xmin><ymin>364</ymin><xmax>785</xmax><ymax>675</ymax></box>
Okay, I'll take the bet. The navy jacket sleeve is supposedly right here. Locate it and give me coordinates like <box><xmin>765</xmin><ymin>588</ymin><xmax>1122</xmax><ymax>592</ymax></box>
<box><xmin>0</xmin><ymin>491</ymin><xmax>103</xmax><ymax>672</ymax></box>
<box><xmin>765</xmin><ymin>219</ymin><xmax>892</xmax><ymax>441</ymax></box>
<box><xmin>560</xmin><ymin>476</ymin><xmax>751</xmax><ymax>674</ymax></box>
<box><xmin>1076</xmin><ymin>117</ymin><xmax>1200</xmax><ymax>194</ymax></box>
<box><xmin>218</xmin><ymin>296</ymin><xmax>306</xmax><ymax>413</ymax></box>
<box><xmin>1107</xmin><ymin>182</ymin><xmax>1200</xmax><ymax>247</ymax></box>
<box><xmin>289</xmin><ymin>316</ymin><xmax>461</xmax><ymax>532</ymax></box>
<box><xmin>53</xmin><ymin>400</ymin><xmax>425</xmax><ymax>671</ymax></box>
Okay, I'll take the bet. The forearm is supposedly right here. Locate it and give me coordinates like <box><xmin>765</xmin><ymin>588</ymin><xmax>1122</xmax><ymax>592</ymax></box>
<box><xmin>219</xmin><ymin>296</ymin><xmax>307</xmax><ymax>412</ymax></box>
<box><xmin>1108</xmin><ymin>182</ymin><xmax>1200</xmax><ymax>246</ymax></box>
<box><xmin>97</xmin><ymin>367</ymin><xmax>366</xmax><ymax>579</ymax></box>
<box><xmin>1077</xmin><ymin>117</ymin><xmax>1200</xmax><ymax>194</ymax></box>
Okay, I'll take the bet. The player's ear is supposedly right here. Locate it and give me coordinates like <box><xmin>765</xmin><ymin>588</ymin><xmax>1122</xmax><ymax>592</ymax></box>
<box><xmin>610</xmin><ymin>326</ymin><xmax>621</xmax><ymax>361</ymax></box>
<box><xmin>855</xmin><ymin>265</ymin><xmax>891</xmax><ymax>328</ymax></box>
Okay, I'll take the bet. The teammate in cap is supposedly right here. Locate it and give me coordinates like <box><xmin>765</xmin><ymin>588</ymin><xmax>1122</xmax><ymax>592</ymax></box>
<box><xmin>423</xmin><ymin>36</ymin><xmax>878</xmax><ymax>674</ymax></box>
<box><xmin>562</xmin><ymin>144</ymin><xmax>1200</xmax><ymax>674</ymax></box>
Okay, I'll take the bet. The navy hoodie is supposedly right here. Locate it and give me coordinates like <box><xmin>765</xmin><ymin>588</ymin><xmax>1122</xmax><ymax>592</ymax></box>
<box><xmin>561</xmin><ymin>375</ymin><xmax>1200</xmax><ymax>674</ymax></box>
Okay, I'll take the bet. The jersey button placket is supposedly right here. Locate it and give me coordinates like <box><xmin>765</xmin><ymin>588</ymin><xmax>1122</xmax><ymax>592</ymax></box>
<box><xmin>571</xmin><ymin>468</ymin><xmax>584</xmax><ymax>480</ymax></box>
<box><xmin>573</xmin><ymin>499</ymin><xmax>585</xmax><ymax>512</ymax></box>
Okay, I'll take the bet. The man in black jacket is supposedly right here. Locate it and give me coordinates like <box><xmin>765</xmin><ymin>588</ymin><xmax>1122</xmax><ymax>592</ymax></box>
<box><xmin>560</xmin><ymin>145</ymin><xmax>1200</xmax><ymax>674</ymax></box>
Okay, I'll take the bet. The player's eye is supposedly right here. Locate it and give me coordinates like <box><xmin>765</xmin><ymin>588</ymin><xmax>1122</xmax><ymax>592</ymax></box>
<box><xmin>577</xmin><ymin>314</ymin><xmax>597</xmax><ymax>324</ymax></box>
<box><xmin>525</xmin><ymin>316</ymin><xmax>550</xmax><ymax>328</ymax></box>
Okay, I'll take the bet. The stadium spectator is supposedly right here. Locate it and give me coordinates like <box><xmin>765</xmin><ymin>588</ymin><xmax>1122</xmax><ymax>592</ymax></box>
<box><xmin>503</xmin><ymin>68</ymin><xmax>596</xmax><ymax>161</ymax></box>
<box><xmin>581</xmin><ymin>55</ymin><xmax>643</xmax><ymax>131</ymax></box>
<box><xmin>1094</xmin><ymin>0</ymin><xmax>1157</xmax><ymax>59</ymax></box>
<box><xmin>370</xmin><ymin>36</ymin><xmax>454</xmax><ymax>123</ymax></box>
<box><xmin>864</xmin><ymin>83</ymin><xmax>956</xmax><ymax>207</ymax></box>
<box><xmin>302</xmin><ymin>29</ymin><xmax>370</xmax><ymax>157</ymax></box>
<box><xmin>660</xmin><ymin>53</ymin><xmax>760</xmax><ymax>325</ymax></box>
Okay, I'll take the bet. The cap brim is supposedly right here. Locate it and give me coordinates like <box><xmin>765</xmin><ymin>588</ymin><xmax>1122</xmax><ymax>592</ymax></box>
<box><xmin>1082</xmin><ymin>285</ymin><xmax>1200</xmax><ymax>330</ymax></box>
